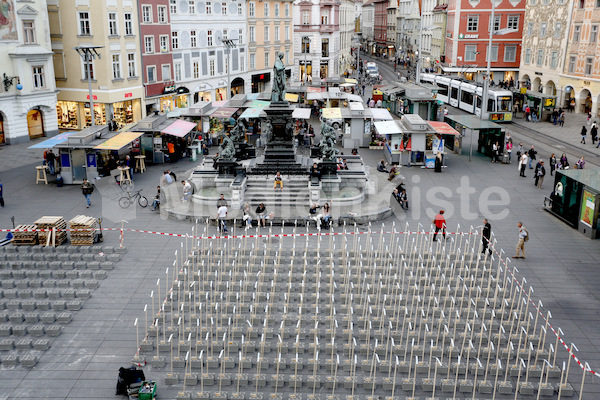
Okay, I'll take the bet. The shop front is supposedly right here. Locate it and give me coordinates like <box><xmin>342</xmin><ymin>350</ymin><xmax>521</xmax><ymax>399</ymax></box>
<box><xmin>159</xmin><ymin>86</ymin><xmax>190</xmax><ymax>113</ymax></box>
<box><xmin>56</xmin><ymin>96</ymin><xmax>142</xmax><ymax>130</ymax></box>
<box><xmin>251</xmin><ymin>72</ymin><xmax>271</xmax><ymax>94</ymax></box>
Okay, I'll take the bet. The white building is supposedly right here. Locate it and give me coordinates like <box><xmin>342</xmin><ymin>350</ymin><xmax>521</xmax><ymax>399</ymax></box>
<box><xmin>397</xmin><ymin>0</ymin><xmax>420</xmax><ymax>62</ymax></box>
<box><xmin>362</xmin><ymin>0</ymin><xmax>375</xmax><ymax>52</ymax></box>
<box><xmin>0</xmin><ymin>0</ymin><xmax>58</xmax><ymax>144</ymax></box>
<box><xmin>339</xmin><ymin>0</ymin><xmax>356</xmax><ymax>74</ymax></box>
<box><xmin>170</xmin><ymin>1</ymin><xmax>249</xmax><ymax>103</ymax></box>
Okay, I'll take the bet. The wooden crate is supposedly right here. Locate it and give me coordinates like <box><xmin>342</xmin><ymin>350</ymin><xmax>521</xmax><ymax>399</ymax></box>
<box><xmin>13</xmin><ymin>225</ymin><xmax>38</xmax><ymax>246</ymax></box>
<box><xmin>68</xmin><ymin>215</ymin><xmax>98</xmax><ymax>246</ymax></box>
<box><xmin>34</xmin><ymin>216</ymin><xmax>67</xmax><ymax>247</ymax></box>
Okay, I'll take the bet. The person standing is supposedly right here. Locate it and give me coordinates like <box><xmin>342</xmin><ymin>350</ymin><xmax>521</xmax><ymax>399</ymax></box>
<box><xmin>516</xmin><ymin>142</ymin><xmax>524</xmax><ymax>161</ymax></box>
<box><xmin>519</xmin><ymin>152</ymin><xmax>528</xmax><ymax>177</ymax></box>
<box><xmin>217</xmin><ymin>202</ymin><xmax>228</xmax><ymax>233</ymax></box>
<box><xmin>549</xmin><ymin>153</ymin><xmax>557</xmax><ymax>176</ymax></box>
<box><xmin>481</xmin><ymin>218</ymin><xmax>492</xmax><ymax>255</ymax></box>
<box><xmin>217</xmin><ymin>194</ymin><xmax>228</xmax><ymax>208</ymax></box>
<box><xmin>560</xmin><ymin>153</ymin><xmax>569</xmax><ymax>169</ymax></box>
<box><xmin>81</xmin><ymin>179</ymin><xmax>93</xmax><ymax>208</ymax></box>
<box><xmin>432</xmin><ymin>210</ymin><xmax>447</xmax><ymax>241</ymax></box>
<box><xmin>527</xmin><ymin>146</ymin><xmax>537</xmax><ymax>169</ymax></box>
<box><xmin>513</xmin><ymin>222</ymin><xmax>528</xmax><ymax>259</ymax></box>
<box><xmin>46</xmin><ymin>150</ymin><xmax>56</xmax><ymax>175</ymax></box>
<box><xmin>591</xmin><ymin>121</ymin><xmax>598</xmax><ymax>144</ymax></box>
<box><xmin>534</xmin><ymin>160</ymin><xmax>542</xmax><ymax>187</ymax></box>
<box><xmin>0</xmin><ymin>179</ymin><xmax>4</xmax><ymax>207</ymax></box>
<box><xmin>580</xmin><ymin>125</ymin><xmax>588</xmax><ymax>144</ymax></box>
<box><xmin>536</xmin><ymin>161</ymin><xmax>546</xmax><ymax>189</ymax></box>
<box><xmin>491</xmin><ymin>142</ymin><xmax>499</xmax><ymax>163</ymax></box>
<box><xmin>506</xmin><ymin>139</ymin><xmax>513</xmax><ymax>163</ymax></box>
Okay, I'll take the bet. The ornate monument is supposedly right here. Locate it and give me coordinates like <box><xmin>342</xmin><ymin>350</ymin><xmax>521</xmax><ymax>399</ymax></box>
<box><xmin>318</xmin><ymin>121</ymin><xmax>339</xmax><ymax>176</ymax></box>
<box><xmin>271</xmin><ymin>52</ymin><xmax>287</xmax><ymax>104</ymax></box>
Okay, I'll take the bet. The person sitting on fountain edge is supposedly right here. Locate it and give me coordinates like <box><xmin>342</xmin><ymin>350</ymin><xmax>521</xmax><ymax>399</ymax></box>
<box><xmin>310</xmin><ymin>163</ymin><xmax>321</xmax><ymax>180</ymax></box>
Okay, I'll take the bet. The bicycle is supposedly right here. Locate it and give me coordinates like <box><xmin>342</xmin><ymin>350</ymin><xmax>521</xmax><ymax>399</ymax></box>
<box><xmin>118</xmin><ymin>189</ymin><xmax>148</xmax><ymax>208</ymax></box>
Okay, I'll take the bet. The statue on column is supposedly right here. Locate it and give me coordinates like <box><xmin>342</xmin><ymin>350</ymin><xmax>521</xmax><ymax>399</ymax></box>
<box><xmin>319</xmin><ymin>121</ymin><xmax>338</xmax><ymax>160</ymax></box>
<box><xmin>271</xmin><ymin>52</ymin><xmax>287</xmax><ymax>103</ymax></box>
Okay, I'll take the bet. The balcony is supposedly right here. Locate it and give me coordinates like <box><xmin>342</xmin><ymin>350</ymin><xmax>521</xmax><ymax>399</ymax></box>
<box><xmin>320</xmin><ymin>24</ymin><xmax>336</xmax><ymax>33</ymax></box>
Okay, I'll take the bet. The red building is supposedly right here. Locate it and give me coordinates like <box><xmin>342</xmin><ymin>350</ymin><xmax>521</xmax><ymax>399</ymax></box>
<box><xmin>443</xmin><ymin>0</ymin><xmax>524</xmax><ymax>83</ymax></box>
<box><xmin>138</xmin><ymin>0</ymin><xmax>176</xmax><ymax>114</ymax></box>
<box><xmin>374</xmin><ymin>0</ymin><xmax>388</xmax><ymax>54</ymax></box>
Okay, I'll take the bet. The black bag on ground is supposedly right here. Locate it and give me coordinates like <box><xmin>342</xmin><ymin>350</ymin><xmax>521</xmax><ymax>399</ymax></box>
<box><xmin>116</xmin><ymin>366</ymin><xmax>145</xmax><ymax>395</ymax></box>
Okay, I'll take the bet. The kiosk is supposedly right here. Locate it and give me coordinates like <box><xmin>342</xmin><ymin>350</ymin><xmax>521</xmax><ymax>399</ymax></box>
<box><xmin>444</xmin><ymin>115</ymin><xmax>504</xmax><ymax>159</ymax></box>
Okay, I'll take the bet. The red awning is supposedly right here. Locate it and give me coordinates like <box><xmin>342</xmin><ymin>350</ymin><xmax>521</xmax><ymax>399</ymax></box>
<box><xmin>428</xmin><ymin>121</ymin><xmax>460</xmax><ymax>135</ymax></box>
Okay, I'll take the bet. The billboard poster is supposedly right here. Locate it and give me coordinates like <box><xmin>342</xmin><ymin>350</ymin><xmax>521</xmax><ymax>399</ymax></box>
<box><xmin>580</xmin><ymin>190</ymin><xmax>596</xmax><ymax>228</ymax></box>
<box><xmin>0</xmin><ymin>0</ymin><xmax>17</xmax><ymax>41</ymax></box>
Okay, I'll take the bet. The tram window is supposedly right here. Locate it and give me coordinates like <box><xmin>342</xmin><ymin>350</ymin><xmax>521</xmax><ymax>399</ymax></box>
<box><xmin>488</xmin><ymin>99</ymin><xmax>495</xmax><ymax>112</ymax></box>
<box><xmin>498</xmin><ymin>96</ymin><xmax>512</xmax><ymax>111</ymax></box>
<box><xmin>461</xmin><ymin>91</ymin><xmax>474</xmax><ymax>104</ymax></box>
<box><xmin>476</xmin><ymin>96</ymin><xmax>482</xmax><ymax>108</ymax></box>
<box><xmin>437</xmin><ymin>83</ymin><xmax>448</xmax><ymax>96</ymax></box>
<box><xmin>451</xmin><ymin>87</ymin><xmax>458</xmax><ymax>99</ymax></box>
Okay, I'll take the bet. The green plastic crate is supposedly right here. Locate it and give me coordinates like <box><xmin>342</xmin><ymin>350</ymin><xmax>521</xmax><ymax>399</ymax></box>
<box><xmin>138</xmin><ymin>381</ymin><xmax>156</xmax><ymax>400</ymax></box>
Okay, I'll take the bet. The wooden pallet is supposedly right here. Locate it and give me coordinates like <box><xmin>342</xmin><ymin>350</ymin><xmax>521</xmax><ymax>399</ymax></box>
<box><xmin>13</xmin><ymin>224</ymin><xmax>39</xmax><ymax>246</ymax></box>
<box><xmin>34</xmin><ymin>216</ymin><xmax>67</xmax><ymax>247</ymax></box>
<box><xmin>69</xmin><ymin>215</ymin><xmax>97</xmax><ymax>246</ymax></box>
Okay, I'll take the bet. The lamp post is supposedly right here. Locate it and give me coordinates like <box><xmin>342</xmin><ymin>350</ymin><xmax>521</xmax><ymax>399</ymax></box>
<box><xmin>222</xmin><ymin>39</ymin><xmax>237</xmax><ymax>100</ymax></box>
<box><xmin>75</xmin><ymin>46</ymin><xmax>103</xmax><ymax>126</ymax></box>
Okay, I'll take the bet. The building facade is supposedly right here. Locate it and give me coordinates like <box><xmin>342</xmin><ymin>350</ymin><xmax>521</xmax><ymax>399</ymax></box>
<box><xmin>373</xmin><ymin>0</ymin><xmax>387</xmax><ymax>54</ymax></box>
<box><xmin>386</xmin><ymin>1</ymin><xmax>397</xmax><ymax>59</ymax></box>
<box><xmin>519</xmin><ymin>0</ymin><xmax>572</xmax><ymax>108</ymax></box>
<box><xmin>362</xmin><ymin>0</ymin><xmax>375</xmax><ymax>53</ymax></box>
<box><xmin>138</xmin><ymin>0</ymin><xmax>176</xmax><ymax>114</ymax></box>
<box><xmin>339</xmin><ymin>0</ymin><xmax>356</xmax><ymax>73</ymax></box>
<box><xmin>444</xmin><ymin>0</ymin><xmax>525</xmax><ymax>83</ymax></box>
<box><xmin>396</xmin><ymin>0</ymin><xmax>420</xmax><ymax>62</ymax></box>
<box><xmin>431</xmin><ymin>0</ymin><xmax>448</xmax><ymax>71</ymax></box>
<box><xmin>559</xmin><ymin>0</ymin><xmax>600</xmax><ymax>114</ymax></box>
<box><xmin>49</xmin><ymin>0</ymin><xmax>144</xmax><ymax>131</ymax></box>
<box><xmin>0</xmin><ymin>0</ymin><xmax>59</xmax><ymax>144</ymax></box>
<box><xmin>294</xmin><ymin>0</ymin><xmax>341</xmax><ymax>82</ymax></box>
<box><xmin>169</xmin><ymin>0</ymin><xmax>248</xmax><ymax>104</ymax></box>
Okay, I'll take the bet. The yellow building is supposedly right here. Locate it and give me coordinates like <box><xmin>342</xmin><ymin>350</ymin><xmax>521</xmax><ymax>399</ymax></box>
<box><xmin>48</xmin><ymin>0</ymin><xmax>144</xmax><ymax>130</ymax></box>
<box><xmin>247</xmin><ymin>0</ymin><xmax>294</xmax><ymax>92</ymax></box>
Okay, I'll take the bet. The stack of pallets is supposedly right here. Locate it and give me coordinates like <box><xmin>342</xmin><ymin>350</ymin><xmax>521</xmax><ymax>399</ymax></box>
<box><xmin>68</xmin><ymin>215</ymin><xmax>98</xmax><ymax>246</ymax></box>
<box><xmin>34</xmin><ymin>216</ymin><xmax>67</xmax><ymax>246</ymax></box>
<box><xmin>13</xmin><ymin>224</ymin><xmax>38</xmax><ymax>246</ymax></box>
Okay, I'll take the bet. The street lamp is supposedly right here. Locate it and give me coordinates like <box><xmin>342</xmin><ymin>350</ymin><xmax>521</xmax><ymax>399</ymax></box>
<box><xmin>302</xmin><ymin>36</ymin><xmax>310</xmax><ymax>83</ymax></box>
<box><xmin>75</xmin><ymin>46</ymin><xmax>103</xmax><ymax>126</ymax></box>
<box><xmin>222</xmin><ymin>38</ymin><xmax>237</xmax><ymax>100</ymax></box>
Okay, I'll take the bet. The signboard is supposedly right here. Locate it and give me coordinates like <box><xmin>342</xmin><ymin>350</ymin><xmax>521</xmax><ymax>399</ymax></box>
<box><xmin>86</xmin><ymin>153</ymin><xmax>97</xmax><ymax>168</ymax></box>
<box><xmin>432</xmin><ymin>136</ymin><xmax>444</xmax><ymax>154</ymax></box>
<box><xmin>520</xmin><ymin>87</ymin><xmax>527</xmax><ymax>94</ymax></box>
<box><xmin>425</xmin><ymin>155</ymin><xmax>436</xmax><ymax>169</ymax></box>
<box><xmin>544</xmin><ymin>98</ymin><xmax>556</xmax><ymax>107</ymax></box>
<box><xmin>580</xmin><ymin>190</ymin><xmax>596</xmax><ymax>227</ymax></box>
<box><xmin>364</xmin><ymin>119</ymin><xmax>371</xmax><ymax>136</ymax></box>
<box><xmin>490</xmin><ymin>113</ymin><xmax>512</xmax><ymax>122</ymax></box>
<box><xmin>60</xmin><ymin>153</ymin><xmax>71</xmax><ymax>168</ymax></box>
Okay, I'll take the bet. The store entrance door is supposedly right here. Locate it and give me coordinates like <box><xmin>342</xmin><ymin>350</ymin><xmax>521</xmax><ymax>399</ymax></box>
<box><xmin>27</xmin><ymin>109</ymin><xmax>44</xmax><ymax>139</ymax></box>
<box><xmin>71</xmin><ymin>149</ymin><xmax>87</xmax><ymax>182</ymax></box>
<box><xmin>0</xmin><ymin>113</ymin><xmax>5</xmax><ymax>144</ymax></box>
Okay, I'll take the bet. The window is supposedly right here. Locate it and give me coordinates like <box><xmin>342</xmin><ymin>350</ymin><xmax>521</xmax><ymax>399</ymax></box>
<box><xmin>78</xmin><ymin>12</ymin><xmax>91</xmax><ymax>35</ymax></box>
<box><xmin>32</xmin><ymin>66</ymin><xmax>45</xmax><ymax>89</ymax></box>
<box><xmin>142</xmin><ymin>6</ymin><xmax>152</xmax><ymax>23</ymax></box>
<box><xmin>108</xmin><ymin>13</ymin><xmax>118</xmax><ymax>35</ymax></box>
<box><xmin>543</xmin><ymin>0</ymin><xmax>549</xmax><ymax>4</ymax></box>
<box><xmin>504</xmin><ymin>46</ymin><xmax>517</xmax><ymax>62</ymax></box>
<box><xmin>124</xmin><ymin>13</ymin><xmax>133</xmax><ymax>35</ymax></box>
<box><xmin>191</xmin><ymin>30</ymin><xmax>197</xmax><ymax>47</ymax></box>
<box><xmin>172</xmin><ymin>32</ymin><xmax>178</xmax><ymax>49</ymax></box>
<box><xmin>275</xmin><ymin>26</ymin><xmax>280</xmax><ymax>41</ymax></box>
<box><xmin>285</xmin><ymin>25</ymin><xmax>290</xmax><ymax>41</ymax></box>
<box><xmin>239</xmin><ymin>29</ymin><xmax>243</xmax><ymax>44</ymax></box>
<box><xmin>574</xmin><ymin>25</ymin><xmax>581</xmax><ymax>42</ymax></box>
<box><xmin>223</xmin><ymin>29</ymin><xmax>228</xmax><ymax>40</ymax></box>
<box><xmin>160</xmin><ymin>35</ymin><xmax>169</xmax><ymax>52</ymax></box>
<box><xmin>222</xmin><ymin>2</ymin><xmax>227</xmax><ymax>14</ymax></box>
<box><xmin>112</xmin><ymin>54</ymin><xmax>121</xmax><ymax>79</ymax></box>
<box><xmin>527</xmin><ymin>22</ymin><xmax>533</xmax><ymax>36</ymax></box>
<box><xmin>464</xmin><ymin>45</ymin><xmax>477</xmax><ymax>61</ymax></box>
<box><xmin>530</xmin><ymin>0</ymin><xmax>536</xmax><ymax>4</ymax></box>
<box><xmin>554</xmin><ymin>22</ymin><xmax>561</xmax><ymax>38</ymax></box>
<box><xmin>596</xmin><ymin>0</ymin><xmax>600</xmax><ymax>5</ymax></box>
<box><xmin>127</xmin><ymin>53</ymin><xmax>136</xmax><ymax>77</ymax></box>
<box><xmin>585</xmin><ymin>57</ymin><xmax>593</xmax><ymax>75</ymax></box>
<box><xmin>147</xmin><ymin>66</ymin><xmax>156</xmax><ymax>82</ymax></box>
<box><xmin>82</xmin><ymin>59</ymin><xmax>94</xmax><ymax>79</ymax></box>
<box><xmin>525</xmin><ymin>48</ymin><xmax>531</xmax><ymax>64</ymax></box>
<box><xmin>225</xmin><ymin>57</ymin><xmax>228</xmax><ymax>73</ymax></box>
<box><xmin>23</xmin><ymin>20</ymin><xmax>36</xmax><ymax>44</ymax></box>
<box><xmin>536</xmin><ymin>49</ymin><xmax>544</xmax><ymax>66</ymax></box>
<box><xmin>467</xmin><ymin>15</ymin><xmax>478</xmax><ymax>31</ymax></box>
<box><xmin>275</xmin><ymin>3</ymin><xmax>279</xmax><ymax>17</ymax></box>
<box><xmin>302</xmin><ymin>37</ymin><xmax>310</xmax><ymax>53</ymax></box>
<box><xmin>189</xmin><ymin>0</ymin><xmax>195</xmax><ymax>13</ymax></box>
<box><xmin>321</xmin><ymin>10</ymin><xmax>328</xmax><ymax>24</ymax></box>
<box><xmin>568</xmin><ymin>55</ymin><xmax>576</xmax><ymax>73</ymax></box>
<box><xmin>540</xmin><ymin>23</ymin><xmax>546</xmax><ymax>37</ymax></box>
<box><xmin>507</xmin><ymin>16</ymin><xmax>519</xmax><ymax>30</ymax></box>
<box><xmin>145</xmin><ymin>36</ymin><xmax>154</xmax><ymax>53</ymax></box>
<box><xmin>208</xmin><ymin>30</ymin><xmax>213</xmax><ymax>46</ymax></box>
<box><xmin>264</xmin><ymin>26</ymin><xmax>269</xmax><ymax>41</ymax></box>
<box><xmin>209</xmin><ymin>59</ymin><xmax>215</xmax><ymax>76</ymax></box>
<box><xmin>489</xmin><ymin>15</ymin><xmax>500</xmax><ymax>32</ymax></box>
<box><xmin>162</xmin><ymin>64</ymin><xmax>171</xmax><ymax>81</ymax></box>
<box><xmin>158</xmin><ymin>6</ymin><xmax>167</xmax><ymax>22</ymax></box>
<box><xmin>302</xmin><ymin>10</ymin><xmax>310</xmax><ymax>25</ymax></box>
<box><xmin>485</xmin><ymin>45</ymin><xmax>498</xmax><ymax>62</ymax></box>
<box><xmin>285</xmin><ymin>3</ymin><xmax>290</xmax><ymax>17</ymax></box>
<box><xmin>285</xmin><ymin>50</ymin><xmax>289</xmax><ymax>65</ymax></box>
<box><xmin>175</xmin><ymin>63</ymin><xmax>181</xmax><ymax>81</ymax></box>
<box><xmin>249</xmin><ymin>2</ymin><xmax>255</xmax><ymax>17</ymax></box>
<box><xmin>264</xmin><ymin>51</ymin><xmax>269</xmax><ymax>67</ymax></box>
<box><xmin>193</xmin><ymin>61</ymin><xmax>199</xmax><ymax>78</ymax></box>
<box><xmin>551</xmin><ymin>51</ymin><xmax>558</xmax><ymax>68</ymax></box>
<box><xmin>264</xmin><ymin>3</ymin><xmax>269</xmax><ymax>17</ymax></box>
<box><xmin>170</xmin><ymin>0</ymin><xmax>177</xmax><ymax>14</ymax></box>
<box><xmin>322</xmin><ymin>38</ymin><xmax>329</xmax><ymax>57</ymax></box>
<box><xmin>250</xmin><ymin>53</ymin><xmax>255</xmax><ymax>69</ymax></box>
<box><xmin>206</xmin><ymin>1</ymin><xmax>212</xmax><ymax>14</ymax></box>
<box><xmin>249</xmin><ymin>26</ymin><xmax>255</xmax><ymax>42</ymax></box>
<box><xmin>592</xmin><ymin>25</ymin><xmax>598</xmax><ymax>42</ymax></box>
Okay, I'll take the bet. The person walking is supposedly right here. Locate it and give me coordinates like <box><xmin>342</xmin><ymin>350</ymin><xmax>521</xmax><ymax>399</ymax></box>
<box><xmin>491</xmin><ymin>142</ymin><xmax>499</xmax><ymax>163</ymax></box>
<box><xmin>591</xmin><ymin>121</ymin><xmax>598</xmax><ymax>144</ymax></box>
<box><xmin>536</xmin><ymin>161</ymin><xmax>546</xmax><ymax>189</ymax></box>
<box><xmin>432</xmin><ymin>210</ymin><xmax>447</xmax><ymax>241</ymax></box>
<box><xmin>527</xmin><ymin>146</ymin><xmax>537</xmax><ymax>169</ymax></box>
<box><xmin>549</xmin><ymin>153</ymin><xmax>557</xmax><ymax>176</ymax></box>
<box><xmin>0</xmin><ymin>179</ymin><xmax>4</xmax><ymax>208</ymax></box>
<box><xmin>81</xmin><ymin>179</ymin><xmax>93</xmax><ymax>208</ymax></box>
<box><xmin>217</xmin><ymin>194</ymin><xmax>228</xmax><ymax>208</ymax></box>
<box><xmin>516</xmin><ymin>142</ymin><xmax>524</xmax><ymax>161</ymax></box>
<box><xmin>518</xmin><ymin>152</ymin><xmax>528</xmax><ymax>177</ymax></box>
<box><xmin>481</xmin><ymin>218</ymin><xmax>492</xmax><ymax>255</ymax></box>
<box><xmin>506</xmin><ymin>139</ymin><xmax>513</xmax><ymax>163</ymax></box>
<box><xmin>46</xmin><ymin>150</ymin><xmax>56</xmax><ymax>175</ymax></box>
<box><xmin>217</xmin><ymin>202</ymin><xmax>228</xmax><ymax>233</ymax></box>
<box><xmin>534</xmin><ymin>160</ymin><xmax>542</xmax><ymax>187</ymax></box>
<box><xmin>513</xmin><ymin>222</ymin><xmax>528</xmax><ymax>259</ymax></box>
<box><xmin>560</xmin><ymin>153</ymin><xmax>569</xmax><ymax>169</ymax></box>
<box><xmin>581</xmin><ymin>125</ymin><xmax>588</xmax><ymax>144</ymax></box>
<box><xmin>559</xmin><ymin>111</ymin><xmax>565</xmax><ymax>127</ymax></box>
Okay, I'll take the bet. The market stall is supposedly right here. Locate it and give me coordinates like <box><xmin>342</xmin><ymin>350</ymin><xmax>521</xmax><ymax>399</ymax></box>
<box><xmin>444</xmin><ymin>114</ymin><xmax>504</xmax><ymax>159</ymax></box>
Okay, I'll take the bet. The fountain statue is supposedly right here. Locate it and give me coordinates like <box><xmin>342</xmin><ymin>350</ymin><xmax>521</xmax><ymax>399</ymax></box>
<box><xmin>271</xmin><ymin>52</ymin><xmax>287</xmax><ymax>103</ymax></box>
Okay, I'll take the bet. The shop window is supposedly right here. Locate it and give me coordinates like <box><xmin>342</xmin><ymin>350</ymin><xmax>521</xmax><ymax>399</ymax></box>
<box><xmin>127</xmin><ymin>53</ymin><xmax>136</xmax><ymax>77</ymax></box>
<box><xmin>78</xmin><ymin>11</ymin><xmax>91</xmax><ymax>35</ymax></box>
<box><xmin>32</xmin><ymin>66</ymin><xmax>45</xmax><ymax>89</ymax></box>
<box><xmin>113</xmin><ymin>101</ymin><xmax>134</xmax><ymax>125</ymax></box>
<box><xmin>23</xmin><ymin>20</ymin><xmax>36</xmax><ymax>44</ymax></box>
<box><xmin>124</xmin><ymin>13</ymin><xmax>134</xmax><ymax>35</ymax></box>
<box><xmin>56</xmin><ymin>101</ymin><xmax>78</xmax><ymax>129</ymax></box>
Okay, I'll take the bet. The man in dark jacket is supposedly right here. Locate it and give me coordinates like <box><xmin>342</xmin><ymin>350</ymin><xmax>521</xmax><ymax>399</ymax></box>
<box><xmin>527</xmin><ymin>146</ymin><xmax>537</xmax><ymax>169</ymax></box>
<box><xmin>481</xmin><ymin>218</ymin><xmax>492</xmax><ymax>255</ymax></box>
